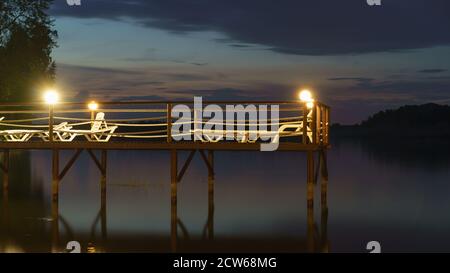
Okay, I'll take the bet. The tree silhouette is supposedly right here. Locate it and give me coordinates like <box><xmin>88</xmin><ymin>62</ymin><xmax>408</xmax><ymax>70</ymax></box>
<box><xmin>0</xmin><ymin>0</ymin><xmax>57</xmax><ymax>102</ymax></box>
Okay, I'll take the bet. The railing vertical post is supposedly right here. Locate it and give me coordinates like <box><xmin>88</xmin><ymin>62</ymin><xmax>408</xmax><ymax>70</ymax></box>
<box><xmin>314</xmin><ymin>104</ymin><xmax>322</xmax><ymax>144</ymax></box>
<box><xmin>302</xmin><ymin>105</ymin><xmax>308</xmax><ymax>144</ymax></box>
<box><xmin>167</xmin><ymin>103</ymin><xmax>172</xmax><ymax>143</ymax></box>
<box><xmin>49</xmin><ymin>105</ymin><xmax>54</xmax><ymax>142</ymax></box>
<box><xmin>312</xmin><ymin>104</ymin><xmax>317</xmax><ymax>145</ymax></box>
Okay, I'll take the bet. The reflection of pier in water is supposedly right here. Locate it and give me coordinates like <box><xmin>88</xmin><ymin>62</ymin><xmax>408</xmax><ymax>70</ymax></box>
<box><xmin>0</xmin><ymin>100</ymin><xmax>330</xmax><ymax>252</ymax></box>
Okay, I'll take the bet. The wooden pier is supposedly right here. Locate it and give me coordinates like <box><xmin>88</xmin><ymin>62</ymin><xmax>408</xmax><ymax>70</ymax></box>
<box><xmin>0</xmin><ymin>100</ymin><xmax>330</xmax><ymax>252</ymax></box>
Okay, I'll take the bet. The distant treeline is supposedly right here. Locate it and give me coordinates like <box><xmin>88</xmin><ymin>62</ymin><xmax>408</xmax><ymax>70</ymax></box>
<box><xmin>332</xmin><ymin>103</ymin><xmax>450</xmax><ymax>138</ymax></box>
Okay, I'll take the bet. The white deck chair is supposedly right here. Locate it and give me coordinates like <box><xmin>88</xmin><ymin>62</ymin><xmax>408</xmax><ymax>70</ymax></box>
<box><xmin>53</xmin><ymin>112</ymin><xmax>118</xmax><ymax>142</ymax></box>
<box><xmin>0</xmin><ymin>117</ymin><xmax>72</xmax><ymax>142</ymax></box>
<box><xmin>0</xmin><ymin>130</ymin><xmax>44</xmax><ymax>142</ymax></box>
<box><xmin>190</xmin><ymin>122</ymin><xmax>312</xmax><ymax>144</ymax></box>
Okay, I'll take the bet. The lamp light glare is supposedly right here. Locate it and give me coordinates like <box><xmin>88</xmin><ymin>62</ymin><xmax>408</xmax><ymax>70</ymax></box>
<box><xmin>88</xmin><ymin>101</ymin><xmax>99</xmax><ymax>111</ymax></box>
<box><xmin>44</xmin><ymin>90</ymin><xmax>59</xmax><ymax>105</ymax></box>
<box><xmin>299</xmin><ymin>90</ymin><xmax>313</xmax><ymax>102</ymax></box>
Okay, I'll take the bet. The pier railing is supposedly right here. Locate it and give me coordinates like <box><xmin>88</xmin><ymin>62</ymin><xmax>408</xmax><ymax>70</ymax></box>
<box><xmin>0</xmin><ymin>101</ymin><xmax>330</xmax><ymax>146</ymax></box>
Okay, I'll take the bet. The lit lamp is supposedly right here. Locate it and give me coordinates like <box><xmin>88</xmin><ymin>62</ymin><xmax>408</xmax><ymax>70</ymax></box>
<box><xmin>88</xmin><ymin>101</ymin><xmax>99</xmax><ymax>123</ymax></box>
<box><xmin>44</xmin><ymin>89</ymin><xmax>59</xmax><ymax>142</ymax></box>
<box><xmin>299</xmin><ymin>89</ymin><xmax>315</xmax><ymax>109</ymax></box>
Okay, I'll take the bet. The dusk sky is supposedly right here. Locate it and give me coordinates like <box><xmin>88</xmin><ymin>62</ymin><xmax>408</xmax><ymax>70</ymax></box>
<box><xmin>49</xmin><ymin>0</ymin><xmax>450</xmax><ymax>124</ymax></box>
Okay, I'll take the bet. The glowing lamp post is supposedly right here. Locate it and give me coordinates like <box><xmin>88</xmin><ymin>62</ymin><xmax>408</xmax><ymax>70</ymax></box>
<box><xmin>299</xmin><ymin>89</ymin><xmax>312</xmax><ymax>101</ymax></box>
<box><xmin>44</xmin><ymin>90</ymin><xmax>59</xmax><ymax>142</ymax></box>
<box><xmin>298</xmin><ymin>89</ymin><xmax>315</xmax><ymax>144</ymax></box>
<box><xmin>88</xmin><ymin>101</ymin><xmax>99</xmax><ymax>124</ymax></box>
<box><xmin>299</xmin><ymin>89</ymin><xmax>315</xmax><ymax>108</ymax></box>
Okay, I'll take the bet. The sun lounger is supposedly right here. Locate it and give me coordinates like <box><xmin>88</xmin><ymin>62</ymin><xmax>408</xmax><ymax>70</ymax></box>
<box><xmin>0</xmin><ymin>117</ymin><xmax>72</xmax><ymax>142</ymax></box>
<box><xmin>53</xmin><ymin>112</ymin><xmax>117</xmax><ymax>142</ymax></box>
<box><xmin>189</xmin><ymin>122</ymin><xmax>311</xmax><ymax>144</ymax></box>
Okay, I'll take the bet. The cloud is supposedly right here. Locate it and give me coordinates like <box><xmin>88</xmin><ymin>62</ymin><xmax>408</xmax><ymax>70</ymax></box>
<box><xmin>58</xmin><ymin>63</ymin><xmax>144</xmax><ymax>76</ymax></box>
<box><xmin>121</xmin><ymin>57</ymin><xmax>208</xmax><ymax>66</ymax></box>
<box><xmin>328</xmin><ymin>77</ymin><xmax>375</xmax><ymax>82</ymax></box>
<box><xmin>50</xmin><ymin>0</ymin><xmax>450</xmax><ymax>56</ymax></box>
<box><xmin>229</xmin><ymin>44</ymin><xmax>253</xmax><ymax>48</ymax></box>
<box><xmin>113</xmin><ymin>95</ymin><xmax>166</xmax><ymax>101</ymax></box>
<box><xmin>418</xmin><ymin>69</ymin><xmax>448</xmax><ymax>73</ymax></box>
<box><xmin>166</xmin><ymin>73</ymin><xmax>212</xmax><ymax>81</ymax></box>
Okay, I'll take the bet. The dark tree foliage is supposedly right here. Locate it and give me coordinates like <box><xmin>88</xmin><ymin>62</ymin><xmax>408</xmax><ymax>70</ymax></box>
<box><xmin>361</xmin><ymin>103</ymin><xmax>450</xmax><ymax>129</ymax></box>
<box><xmin>332</xmin><ymin>103</ymin><xmax>450</xmax><ymax>138</ymax></box>
<box><xmin>0</xmin><ymin>0</ymin><xmax>57</xmax><ymax>102</ymax></box>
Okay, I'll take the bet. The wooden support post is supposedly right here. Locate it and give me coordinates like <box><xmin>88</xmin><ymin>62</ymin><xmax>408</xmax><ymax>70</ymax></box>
<box><xmin>101</xmin><ymin>150</ymin><xmax>107</xmax><ymax>193</ymax></box>
<box><xmin>87</xmin><ymin>149</ymin><xmax>105</xmax><ymax>173</ymax></box>
<box><xmin>1</xmin><ymin>150</ymin><xmax>10</xmax><ymax>252</ymax></box>
<box><xmin>320</xmin><ymin>150</ymin><xmax>328</xmax><ymax>207</ymax></box>
<box><xmin>306</xmin><ymin>151</ymin><xmax>315</xmax><ymax>252</ymax></box>
<box><xmin>177</xmin><ymin>150</ymin><xmax>196</xmax><ymax>182</ymax></box>
<box><xmin>51</xmin><ymin>149</ymin><xmax>60</xmax><ymax>252</ymax></box>
<box><xmin>199</xmin><ymin>150</ymin><xmax>214</xmax><ymax>175</ymax></box>
<box><xmin>58</xmin><ymin>149</ymin><xmax>83</xmax><ymax>181</ymax></box>
<box><xmin>2</xmin><ymin>149</ymin><xmax>10</xmax><ymax>194</ymax></box>
<box><xmin>319</xmin><ymin>149</ymin><xmax>329</xmax><ymax>252</ymax></box>
<box><xmin>101</xmin><ymin>150</ymin><xmax>107</xmax><ymax>241</ymax></box>
<box><xmin>51</xmin><ymin>199</ymin><xmax>59</xmax><ymax>253</ymax></box>
<box><xmin>207</xmin><ymin>150</ymin><xmax>214</xmax><ymax>240</ymax></box>
<box><xmin>307</xmin><ymin>201</ymin><xmax>315</xmax><ymax>253</ymax></box>
<box><xmin>49</xmin><ymin>105</ymin><xmax>54</xmax><ymax>142</ymax></box>
<box><xmin>170</xmin><ymin>149</ymin><xmax>178</xmax><ymax>252</ymax></box>
<box><xmin>320</xmin><ymin>197</ymin><xmax>329</xmax><ymax>253</ymax></box>
<box><xmin>307</xmin><ymin>151</ymin><xmax>314</xmax><ymax>210</ymax></box>
<box><xmin>52</xmin><ymin>149</ymin><xmax>59</xmax><ymax>202</ymax></box>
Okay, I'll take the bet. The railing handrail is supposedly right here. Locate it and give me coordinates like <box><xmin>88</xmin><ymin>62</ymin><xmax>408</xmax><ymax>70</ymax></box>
<box><xmin>0</xmin><ymin>100</ymin><xmax>330</xmax><ymax>109</ymax></box>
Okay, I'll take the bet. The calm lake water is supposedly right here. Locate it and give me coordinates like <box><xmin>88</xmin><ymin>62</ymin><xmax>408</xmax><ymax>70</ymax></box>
<box><xmin>1</xmin><ymin>138</ymin><xmax>450</xmax><ymax>253</ymax></box>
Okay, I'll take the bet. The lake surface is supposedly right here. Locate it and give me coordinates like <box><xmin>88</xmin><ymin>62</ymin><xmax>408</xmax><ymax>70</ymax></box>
<box><xmin>1</xmin><ymin>138</ymin><xmax>450</xmax><ymax>253</ymax></box>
